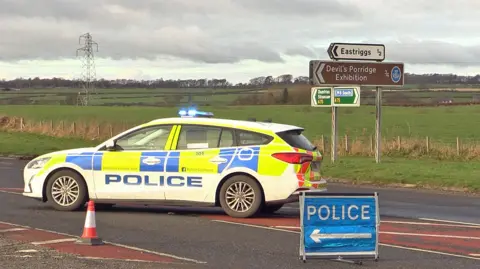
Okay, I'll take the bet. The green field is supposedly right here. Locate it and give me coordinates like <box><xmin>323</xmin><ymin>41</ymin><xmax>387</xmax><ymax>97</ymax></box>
<box><xmin>1</xmin><ymin>104</ymin><xmax>479</xmax><ymax>143</ymax></box>
<box><xmin>0</xmin><ymin>87</ymin><xmax>268</xmax><ymax>106</ymax></box>
<box><xmin>1</xmin><ymin>85</ymin><xmax>480</xmax><ymax>106</ymax></box>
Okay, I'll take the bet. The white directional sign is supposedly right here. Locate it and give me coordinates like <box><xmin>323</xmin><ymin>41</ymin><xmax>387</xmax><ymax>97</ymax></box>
<box><xmin>327</xmin><ymin>43</ymin><xmax>385</xmax><ymax>61</ymax></box>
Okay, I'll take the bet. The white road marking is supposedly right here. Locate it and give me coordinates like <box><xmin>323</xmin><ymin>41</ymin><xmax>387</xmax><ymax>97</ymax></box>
<box><xmin>273</xmin><ymin>226</ymin><xmax>299</xmax><ymax>229</ymax></box>
<box><xmin>0</xmin><ymin>189</ymin><xmax>22</xmax><ymax>195</ymax></box>
<box><xmin>0</xmin><ymin>221</ymin><xmax>31</xmax><ymax>229</ymax></box>
<box><xmin>16</xmin><ymin>249</ymin><xmax>39</xmax><ymax>253</ymax></box>
<box><xmin>469</xmin><ymin>254</ymin><xmax>480</xmax><ymax>257</ymax></box>
<box><xmin>0</xmin><ymin>220</ymin><xmax>207</xmax><ymax>264</ymax></box>
<box><xmin>212</xmin><ymin>219</ymin><xmax>480</xmax><ymax>261</ymax></box>
<box><xmin>0</xmin><ymin>228</ymin><xmax>28</xmax><ymax>233</ymax></box>
<box><xmin>381</xmin><ymin>231</ymin><xmax>480</xmax><ymax>240</ymax></box>
<box><xmin>274</xmin><ymin>220</ymin><xmax>480</xmax><ymax>230</ymax></box>
<box><xmin>381</xmin><ymin>220</ymin><xmax>480</xmax><ymax>228</ymax></box>
<box><xmin>0</xmin><ymin>157</ymin><xmax>17</xmax><ymax>160</ymax></box>
<box><xmin>212</xmin><ymin>220</ymin><xmax>298</xmax><ymax>234</ymax></box>
<box><xmin>419</xmin><ymin>218</ymin><xmax>480</xmax><ymax>227</ymax></box>
<box><xmin>78</xmin><ymin>256</ymin><xmax>186</xmax><ymax>264</ymax></box>
<box><xmin>379</xmin><ymin>243</ymin><xmax>480</xmax><ymax>261</ymax></box>
<box><xmin>106</xmin><ymin>241</ymin><xmax>207</xmax><ymax>264</ymax></box>
<box><xmin>33</xmin><ymin>227</ymin><xmax>78</xmax><ymax>237</ymax></box>
<box><xmin>31</xmin><ymin>238</ymin><xmax>77</xmax><ymax>245</ymax></box>
<box><xmin>278</xmin><ymin>226</ymin><xmax>480</xmax><ymax>240</ymax></box>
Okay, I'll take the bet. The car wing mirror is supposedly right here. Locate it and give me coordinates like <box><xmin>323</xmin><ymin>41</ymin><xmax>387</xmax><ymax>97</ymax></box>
<box><xmin>105</xmin><ymin>140</ymin><xmax>116</xmax><ymax>151</ymax></box>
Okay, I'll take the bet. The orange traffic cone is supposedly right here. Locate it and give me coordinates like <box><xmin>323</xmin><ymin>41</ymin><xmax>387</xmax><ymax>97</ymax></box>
<box><xmin>76</xmin><ymin>200</ymin><xmax>104</xmax><ymax>245</ymax></box>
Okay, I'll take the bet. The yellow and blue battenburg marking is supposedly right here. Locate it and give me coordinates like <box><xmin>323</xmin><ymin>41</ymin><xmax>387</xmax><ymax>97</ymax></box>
<box><xmin>217</xmin><ymin>147</ymin><xmax>260</xmax><ymax>173</ymax></box>
<box><xmin>65</xmin><ymin>152</ymin><xmax>103</xmax><ymax>171</ymax></box>
<box><xmin>62</xmin><ymin>148</ymin><xmax>261</xmax><ymax>174</ymax></box>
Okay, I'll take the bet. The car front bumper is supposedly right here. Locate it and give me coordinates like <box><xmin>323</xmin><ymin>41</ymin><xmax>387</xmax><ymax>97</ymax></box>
<box><xmin>22</xmin><ymin>169</ymin><xmax>45</xmax><ymax>200</ymax></box>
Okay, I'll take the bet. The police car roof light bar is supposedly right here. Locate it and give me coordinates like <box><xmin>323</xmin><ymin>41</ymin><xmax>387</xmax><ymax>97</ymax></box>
<box><xmin>178</xmin><ymin>108</ymin><xmax>214</xmax><ymax>118</ymax></box>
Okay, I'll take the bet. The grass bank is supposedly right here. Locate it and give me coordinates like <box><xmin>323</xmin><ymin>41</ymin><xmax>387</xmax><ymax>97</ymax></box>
<box><xmin>1</xmin><ymin>131</ymin><xmax>478</xmax><ymax>193</ymax></box>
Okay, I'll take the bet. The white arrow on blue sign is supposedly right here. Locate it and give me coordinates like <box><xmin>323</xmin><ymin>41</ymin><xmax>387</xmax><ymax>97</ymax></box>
<box><xmin>309</xmin><ymin>229</ymin><xmax>373</xmax><ymax>243</ymax></box>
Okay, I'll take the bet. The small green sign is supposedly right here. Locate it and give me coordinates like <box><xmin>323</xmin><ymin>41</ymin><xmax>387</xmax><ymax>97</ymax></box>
<box><xmin>332</xmin><ymin>86</ymin><xmax>360</xmax><ymax>107</ymax></box>
<box><xmin>311</xmin><ymin>87</ymin><xmax>332</xmax><ymax>107</ymax></box>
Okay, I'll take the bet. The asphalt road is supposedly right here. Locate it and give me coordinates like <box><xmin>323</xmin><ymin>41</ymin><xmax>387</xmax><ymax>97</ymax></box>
<box><xmin>1</xmin><ymin>157</ymin><xmax>479</xmax><ymax>269</ymax></box>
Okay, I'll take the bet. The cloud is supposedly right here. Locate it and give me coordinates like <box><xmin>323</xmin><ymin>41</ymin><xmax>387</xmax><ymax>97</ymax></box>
<box><xmin>384</xmin><ymin>40</ymin><xmax>480</xmax><ymax>66</ymax></box>
<box><xmin>0</xmin><ymin>0</ymin><xmax>479</xmax><ymax>69</ymax></box>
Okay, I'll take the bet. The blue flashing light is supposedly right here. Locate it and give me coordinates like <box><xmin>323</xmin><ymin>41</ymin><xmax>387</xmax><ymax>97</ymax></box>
<box><xmin>178</xmin><ymin>108</ymin><xmax>214</xmax><ymax>118</ymax></box>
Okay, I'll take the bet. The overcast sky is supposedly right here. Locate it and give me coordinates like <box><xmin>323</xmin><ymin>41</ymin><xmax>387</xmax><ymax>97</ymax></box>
<box><xmin>1</xmin><ymin>0</ymin><xmax>480</xmax><ymax>83</ymax></box>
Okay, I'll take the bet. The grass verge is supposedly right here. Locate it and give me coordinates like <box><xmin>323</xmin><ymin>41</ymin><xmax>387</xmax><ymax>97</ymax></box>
<box><xmin>1</xmin><ymin>131</ymin><xmax>478</xmax><ymax>193</ymax></box>
<box><xmin>0</xmin><ymin>131</ymin><xmax>97</xmax><ymax>157</ymax></box>
<box><xmin>322</xmin><ymin>156</ymin><xmax>480</xmax><ymax>193</ymax></box>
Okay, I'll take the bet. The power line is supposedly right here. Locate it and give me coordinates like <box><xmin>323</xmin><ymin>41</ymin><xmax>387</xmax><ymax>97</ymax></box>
<box><xmin>75</xmin><ymin>33</ymin><xmax>98</xmax><ymax>106</ymax></box>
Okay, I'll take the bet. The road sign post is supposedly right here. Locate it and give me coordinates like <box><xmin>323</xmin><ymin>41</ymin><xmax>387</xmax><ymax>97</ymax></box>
<box><xmin>331</xmin><ymin>106</ymin><xmax>337</xmax><ymax>162</ymax></box>
<box><xmin>375</xmin><ymin>87</ymin><xmax>382</xmax><ymax>163</ymax></box>
<box><xmin>299</xmin><ymin>192</ymin><xmax>380</xmax><ymax>264</ymax></box>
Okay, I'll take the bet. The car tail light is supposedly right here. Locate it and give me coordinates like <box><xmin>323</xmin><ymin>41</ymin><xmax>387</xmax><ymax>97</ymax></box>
<box><xmin>272</xmin><ymin>152</ymin><xmax>313</xmax><ymax>164</ymax></box>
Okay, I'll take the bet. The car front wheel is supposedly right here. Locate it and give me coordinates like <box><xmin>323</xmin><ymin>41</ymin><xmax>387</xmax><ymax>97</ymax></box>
<box><xmin>219</xmin><ymin>175</ymin><xmax>263</xmax><ymax>218</ymax></box>
<box><xmin>46</xmin><ymin>170</ymin><xmax>88</xmax><ymax>211</ymax></box>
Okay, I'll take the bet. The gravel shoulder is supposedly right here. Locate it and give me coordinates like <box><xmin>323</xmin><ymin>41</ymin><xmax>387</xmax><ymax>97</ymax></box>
<box><xmin>0</xmin><ymin>235</ymin><xmax>199</xmax><ymax>269</ymax></box>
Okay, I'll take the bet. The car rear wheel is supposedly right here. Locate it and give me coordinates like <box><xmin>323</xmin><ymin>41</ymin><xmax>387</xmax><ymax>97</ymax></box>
<box><xmin>46</xmin><ymin>170</ymin><xmax>88</xmax><ymax>211</ymax></box>
<box><xmin>219</xmin><ymin>175</ymin><xmax>263</xmax><ymax>218</ymax></box>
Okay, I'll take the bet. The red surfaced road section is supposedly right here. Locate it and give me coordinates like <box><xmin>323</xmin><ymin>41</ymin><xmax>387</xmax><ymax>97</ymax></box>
<box><xmin>0</xmin><ymin>222</ymin><xmax>184</xmax><ymax>264</ymax></box>
<box><xmin>204</xmin><ymin>214</ymin><xmax>480</xmax><ymax>258</ymax></box>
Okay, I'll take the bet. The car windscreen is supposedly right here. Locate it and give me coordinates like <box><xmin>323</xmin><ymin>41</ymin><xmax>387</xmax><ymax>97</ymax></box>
<box><xmin>276</xmin><ymin>129</ymin><xmax>317</xmax><ymax>151</ymax></box>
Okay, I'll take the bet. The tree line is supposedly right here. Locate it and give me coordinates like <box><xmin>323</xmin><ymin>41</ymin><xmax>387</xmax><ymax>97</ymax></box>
<box><xmin>1</xmin><ymin>73</ymin><xmax>480</xmax><ymax>90</ymax></box>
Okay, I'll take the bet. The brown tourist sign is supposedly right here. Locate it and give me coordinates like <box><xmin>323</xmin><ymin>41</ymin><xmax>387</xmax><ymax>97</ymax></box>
<box><xmin>309</xmin><ymin>60</ymin><xmax>405</xmax><ymax>87</ymax></box>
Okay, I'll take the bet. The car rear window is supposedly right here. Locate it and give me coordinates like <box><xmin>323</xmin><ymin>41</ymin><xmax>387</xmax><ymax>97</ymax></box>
<box><xmin>276</xmin><ymin>129</ymin><xmax>316</xmax><ymax>151</ymax></box>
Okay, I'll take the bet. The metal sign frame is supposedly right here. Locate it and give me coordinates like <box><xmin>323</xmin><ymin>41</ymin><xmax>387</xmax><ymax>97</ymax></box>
<box><xmin>299</xmin><ymin>191</ymin><xmax>380</xmax><ymax>265</ymax></box>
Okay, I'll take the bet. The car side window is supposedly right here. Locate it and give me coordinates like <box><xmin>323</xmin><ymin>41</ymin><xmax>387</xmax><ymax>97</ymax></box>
<box><xmin>176</xmin><ymin>125</ymin><xmax>222</xmax><ymax>150</ymax></box>
<box><xmin>115</xmin><ymin>125</ymin><xmax>173</xmax><ymax>151</ymax></box>
<box><xmin>219</xmin><ymin>129</ymin><xmax>235</xmax><ymax>148</ymax></box>
<box><xmin>236</xmin><ymin>130</ymin><xmax>272</xmax><ymax>146</ymax></box>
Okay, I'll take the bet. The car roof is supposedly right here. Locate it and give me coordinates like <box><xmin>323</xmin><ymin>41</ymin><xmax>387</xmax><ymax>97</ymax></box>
<box><xmin>147</xmin><ymin>117</ymin><xmax>304</xmax><ymax>133</ymax></box>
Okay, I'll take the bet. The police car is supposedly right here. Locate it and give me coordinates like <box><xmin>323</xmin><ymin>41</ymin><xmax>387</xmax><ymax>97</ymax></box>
<box><xmin>22</xmin><ymin>109</ymin><xmax>327</xmax><ymax>218</ymax></box>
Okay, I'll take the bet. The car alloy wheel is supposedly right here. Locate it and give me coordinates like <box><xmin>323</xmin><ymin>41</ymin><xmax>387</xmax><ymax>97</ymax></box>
<box><xmin>51</xmin><ymin>175</ymin><xmax>80</xmax><ymax>207</ymax></box>
<box><xmin>219</xmin><ymin>175</ymin><xmax>263</xmax><ymax>218</ymax></box>
<box><xmin>225</xmin><ymin>181</ymin><xmax>256</xmax><ymax>213</ymax></box>
<box><xmin>46</xmin><ymin>170</ymin><xmax>88</xmax><ymax>211</ymax></box>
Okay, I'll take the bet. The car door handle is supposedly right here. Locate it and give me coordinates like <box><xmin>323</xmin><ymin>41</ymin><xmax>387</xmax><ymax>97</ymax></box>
<box><xmin>209</xmin><ymin>157</ymin><xmax>227</xmax><ymax>164</ymax></box>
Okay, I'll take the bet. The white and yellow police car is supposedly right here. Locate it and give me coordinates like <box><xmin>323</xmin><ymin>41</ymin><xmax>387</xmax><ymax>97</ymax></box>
<box><xmin>22</xmin><ymin>109</ymin><xmax>327</xmax><ymax>218</ymax></box>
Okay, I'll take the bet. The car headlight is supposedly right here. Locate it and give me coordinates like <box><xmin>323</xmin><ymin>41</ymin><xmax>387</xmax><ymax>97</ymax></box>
<box><xmin>26</xmin><ymin>157</ymin><xmax>51</xmax><ymax>169</ymax></box>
